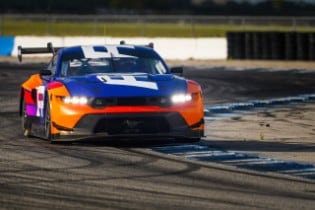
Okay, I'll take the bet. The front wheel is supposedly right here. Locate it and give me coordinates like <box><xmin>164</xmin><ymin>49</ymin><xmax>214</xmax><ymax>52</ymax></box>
<box><xmin>21</xmin><ymin>99</ymin><xmax>32</xmax><ymax>137</ymax></box>
<box><xmin>44</xmin><ymin>100</ymin><xmax>54</xmax><ymax>143</ymax></box>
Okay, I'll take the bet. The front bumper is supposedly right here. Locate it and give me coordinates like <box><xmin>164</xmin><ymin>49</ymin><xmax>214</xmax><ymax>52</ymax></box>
<box><xmin>52</xmin><ymin>112</ymin><xmax>204</xmax><ymax>141</ymax></box>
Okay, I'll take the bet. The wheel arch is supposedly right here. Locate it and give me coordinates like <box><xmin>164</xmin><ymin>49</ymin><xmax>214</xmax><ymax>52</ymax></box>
<box><xmin>19</xmin><ymin>88</ymin><xmax>24</xmax><ymax>117</ymax></box>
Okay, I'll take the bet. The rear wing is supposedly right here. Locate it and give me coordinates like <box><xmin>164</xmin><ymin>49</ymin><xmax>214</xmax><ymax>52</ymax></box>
<box><xmin>18</xmin><ymin>42</ymin><xmax>63</xmax><ymax>62</ymax></box>
<box><xmin>17</xmin><ymin>41</ymin><xmax>154</xmax><ymax>62</ymax></box>
<box><xmin>119</xmin><ymin>40</ymin><xmax>154</xmax><ymax>49</ymax></box>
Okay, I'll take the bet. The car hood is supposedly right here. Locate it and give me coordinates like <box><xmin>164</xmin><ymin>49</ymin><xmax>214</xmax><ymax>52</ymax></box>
<box><xmin>57</xmin><ymin>73</ymin><xmax>187</xmax><ymax>97</ymax></box>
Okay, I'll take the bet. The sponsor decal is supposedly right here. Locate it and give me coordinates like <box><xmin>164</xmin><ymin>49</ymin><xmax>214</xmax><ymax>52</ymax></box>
<box><xmin>36</xmin><ymin>86</ymin><xmax>45</xmax><ymax>117</ymax></box>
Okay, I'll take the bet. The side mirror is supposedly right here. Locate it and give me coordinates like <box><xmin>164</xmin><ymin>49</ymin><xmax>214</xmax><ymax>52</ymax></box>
<box><xmin>170</xmin><ymin>66</ymin><xmax>184</xmax><ymax>76</ymax></box>
<box><xmin>40</xmin><ymin>69</ymin><xmax>52</xmax><ymax>76</ymax></box>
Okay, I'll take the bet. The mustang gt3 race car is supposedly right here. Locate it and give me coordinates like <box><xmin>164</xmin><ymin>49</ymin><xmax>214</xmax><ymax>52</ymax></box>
<box><xmin>19</xmin><ymin>42</ymin><xmax>204</xmax><ymax>142</ymax></box>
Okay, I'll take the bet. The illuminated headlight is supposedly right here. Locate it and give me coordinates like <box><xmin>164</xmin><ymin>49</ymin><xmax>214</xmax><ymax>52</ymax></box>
<box><xmin>63</xmin><ymin>96</ymin><xmax>88</xmax><ymax>105</ymax></box>
<box><xmin>171</xmin><ymin>93</ymin><xmax>192</xmax><ymax>104</ymax></box>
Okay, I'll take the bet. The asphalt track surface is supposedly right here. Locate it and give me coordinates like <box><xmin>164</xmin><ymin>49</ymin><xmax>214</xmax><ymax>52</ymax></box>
<box><xmin>1</xmin><ymin>63</ymin><xmax>315</xmax><ymax>210</ymax></box>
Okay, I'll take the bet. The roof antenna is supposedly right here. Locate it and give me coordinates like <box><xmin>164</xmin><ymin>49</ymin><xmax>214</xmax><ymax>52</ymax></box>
<box><xmin>47</xmin><ymin>42</ymin><xmax>55</xmax><ymax>55</ymax></box>
<box><xmin>148</xmin><ymin>42</ymin><xmax>154</xmax><ymax>49</ymax></box>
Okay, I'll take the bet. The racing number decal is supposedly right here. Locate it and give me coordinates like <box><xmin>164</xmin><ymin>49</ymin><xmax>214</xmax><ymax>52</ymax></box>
<box><xmin>97</xmin><ymin>75</ymin><xmax>158</xmax><ymax>90</ymax></box>
<box><xmin>36</xmin><ymin>86</ymin><xmax>45</xmax><ymax>117</ymax></box>
<box><xmin>81</xmin><ymin>45</ymin><xmax>135</xmax><ymax>58</ymax></box>
<box><xmin>81</xmin><ymin>46</ymin><xmax>109</xmax><ymax>58</ymax></box>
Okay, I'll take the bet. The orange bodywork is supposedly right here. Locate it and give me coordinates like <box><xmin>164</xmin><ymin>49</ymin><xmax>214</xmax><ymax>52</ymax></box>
<box><xmin>19</xmin><ymin>44</ymin><xmax>204</xmax><ymax>141</ymax></box>
<box><xmin>21</xmin><ymin>74</ymin><xmax>42</xmax><ymax>106</ymax></box>
<box><xmin>22</xmin><ymin>74</ymin><xmax>42</xmax><ymax>92</ymax></box>
<box><xmin>21</xmin><ymin>74</ymin><xmax>204</xmax><ymax>137</ymax></box>
<box><xmin>47</xmin><ymin>80</ymin><xmax>204</xmax><ymax>135</ymax></box>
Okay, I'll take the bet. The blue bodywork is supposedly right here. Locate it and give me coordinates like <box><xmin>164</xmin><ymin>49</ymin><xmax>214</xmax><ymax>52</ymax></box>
<box><xmin>20</xmin><ymin>44</ymin><xmax>203</xmax><ymax>141</ymax></box>
<box><xmin>57</xmin><ymin>74</ymin><xmax>187</xmax><ymax>98</ymax></box>
<box><xmin>50</xmin><ymin>45</ymin><xmax>188</xmax><ymax>98</ymax></box>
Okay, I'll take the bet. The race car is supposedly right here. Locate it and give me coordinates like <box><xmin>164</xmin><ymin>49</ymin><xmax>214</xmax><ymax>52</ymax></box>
<box><xmin>19</xmin><ymin>42</ymin><xmax>204</xmax><ymax>143</ymax></box>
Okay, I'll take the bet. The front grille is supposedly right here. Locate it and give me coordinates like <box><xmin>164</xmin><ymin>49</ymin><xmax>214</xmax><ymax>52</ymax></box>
<box><xmin>90</xmin><ymin>97</ymin><xmax>171</xmax><ymax>108</ymax></box>
<box><xmin>94</xmin><ymin>116</ymin><xmax>170</xmax><ymax>134</ymax></box>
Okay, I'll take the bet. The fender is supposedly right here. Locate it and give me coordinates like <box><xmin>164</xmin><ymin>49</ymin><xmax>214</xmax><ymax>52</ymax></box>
<box><xmin>19</xmin><ymin>74</ymin><xmax>43</xmax><ymax>117</ymax></box>
<box><xmin>22</xmin><ymin>74</ymin><xmax>42</xmax><ymax>92</ymax></box>
<box><xmin>19</xmin><ymin>89</ymin><xmax>24</xmax><ymax>117</ymax></box>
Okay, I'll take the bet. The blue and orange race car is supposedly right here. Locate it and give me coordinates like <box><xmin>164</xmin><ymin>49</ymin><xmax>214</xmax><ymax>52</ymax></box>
<box><xmin>19</xmin><ymin>42</ymin><xmax>204</xmax><ymax>143</ymax></box>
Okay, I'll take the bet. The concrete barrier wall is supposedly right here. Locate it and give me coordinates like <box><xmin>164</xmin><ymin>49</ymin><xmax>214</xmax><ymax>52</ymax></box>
<box><xmin>0</xmin><ymin>36</ymin><xmax>227</xmax><ymax>60</ymax></box>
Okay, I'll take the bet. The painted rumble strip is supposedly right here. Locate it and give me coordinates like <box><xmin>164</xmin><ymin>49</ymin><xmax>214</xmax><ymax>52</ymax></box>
<box><xmin>152</xmin><ymin>144</ymin><xmax>315</xmax><ymax>181</ymax></box>
<box><xmin>204</xmin><ymin>93</ymin><xmax>315</xmax><ymax>120</ymax></box>
<box><xmin>151</xmin><ymin>93</ymin><xmax>315</xmax><ymax>181</ymax></box>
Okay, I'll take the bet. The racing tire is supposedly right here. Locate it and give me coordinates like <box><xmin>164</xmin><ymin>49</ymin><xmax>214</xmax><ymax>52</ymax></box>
<box><xmin>21</xmin><ymin>99</ymin><xmax>32</xmax><ymax>137</ymax></box>
<box><xmin>44</xmin><ymin>100</ymin><xmax>55</xmax><ymax>143</ymax></box>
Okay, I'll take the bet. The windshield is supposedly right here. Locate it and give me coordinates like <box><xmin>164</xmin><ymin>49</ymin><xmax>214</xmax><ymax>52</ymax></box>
<box><xmin>60</xmin><ymin>57</ymin><xmax>167</xmax><ymax>77</ymax></box>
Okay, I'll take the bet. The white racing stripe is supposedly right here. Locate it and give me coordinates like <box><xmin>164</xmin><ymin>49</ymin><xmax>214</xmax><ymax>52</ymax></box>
<box><xmin>106</xmin><ymin>45</ymin><xmax>136</xmax><ymax>58</ymax></box>
<box><xmin>81</xmin><ymin>45</ymin><xmax>136</xmax><ymax>58</ymax></box>
<box><xmin>81</xmin><ymin>46</ymin><xmax>110</xmax><ymax>58</ymax></box>
<box><xmin>97</xmin><ymin>75</ymin><xmax>158</xmax><ymax>90</ymax></box>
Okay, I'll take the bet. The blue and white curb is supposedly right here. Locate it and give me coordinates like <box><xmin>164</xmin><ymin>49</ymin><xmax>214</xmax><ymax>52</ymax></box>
<box><xmin>204</xmin><ymin>93</ymin><xmax>315</xmax><ymax>120</ymax></box>
<box><xmin>153</xmin><ymin>93</ymin><xmax>315</xmax><ymax>181</ymax></box>
<box><xmin>152</xmin><ymin>144</ymin><xmax>315</xmax><ymax>180</ymax></box>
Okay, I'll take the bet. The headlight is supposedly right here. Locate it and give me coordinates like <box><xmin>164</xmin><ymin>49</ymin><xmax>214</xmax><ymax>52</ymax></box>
<box><xmin>171</xmin><ymin>93</ymin><xmax>192</xmax><ymax>104</ymax></box>
<box><xmin>63</xmin><ymin>96</ymin><xmax>88</xmax><ymax>105</ymax></box>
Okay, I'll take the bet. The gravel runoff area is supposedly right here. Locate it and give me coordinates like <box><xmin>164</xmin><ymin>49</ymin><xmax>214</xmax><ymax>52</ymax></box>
<box><xmin>206</xmin><ymin>104</ymin><xmax>315</xmax><ymax>165</ymax></box>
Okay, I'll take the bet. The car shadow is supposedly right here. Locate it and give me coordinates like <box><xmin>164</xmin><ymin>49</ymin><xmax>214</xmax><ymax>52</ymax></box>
<box><xmin>61</xmin><ymin>137</ymin><xmax>200</xmax><ymax>149</ymax></box>
<box><xmin>54</xmin><ymin>136</ymin><xmax>315</xmax><ymax>154</ymax></box>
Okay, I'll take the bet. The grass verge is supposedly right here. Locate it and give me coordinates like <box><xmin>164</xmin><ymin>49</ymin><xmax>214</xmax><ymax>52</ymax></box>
<box><xmin>2</xmin><ymin>18</ymin><xmax>315</xmax><ymax>37</ymax></box>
